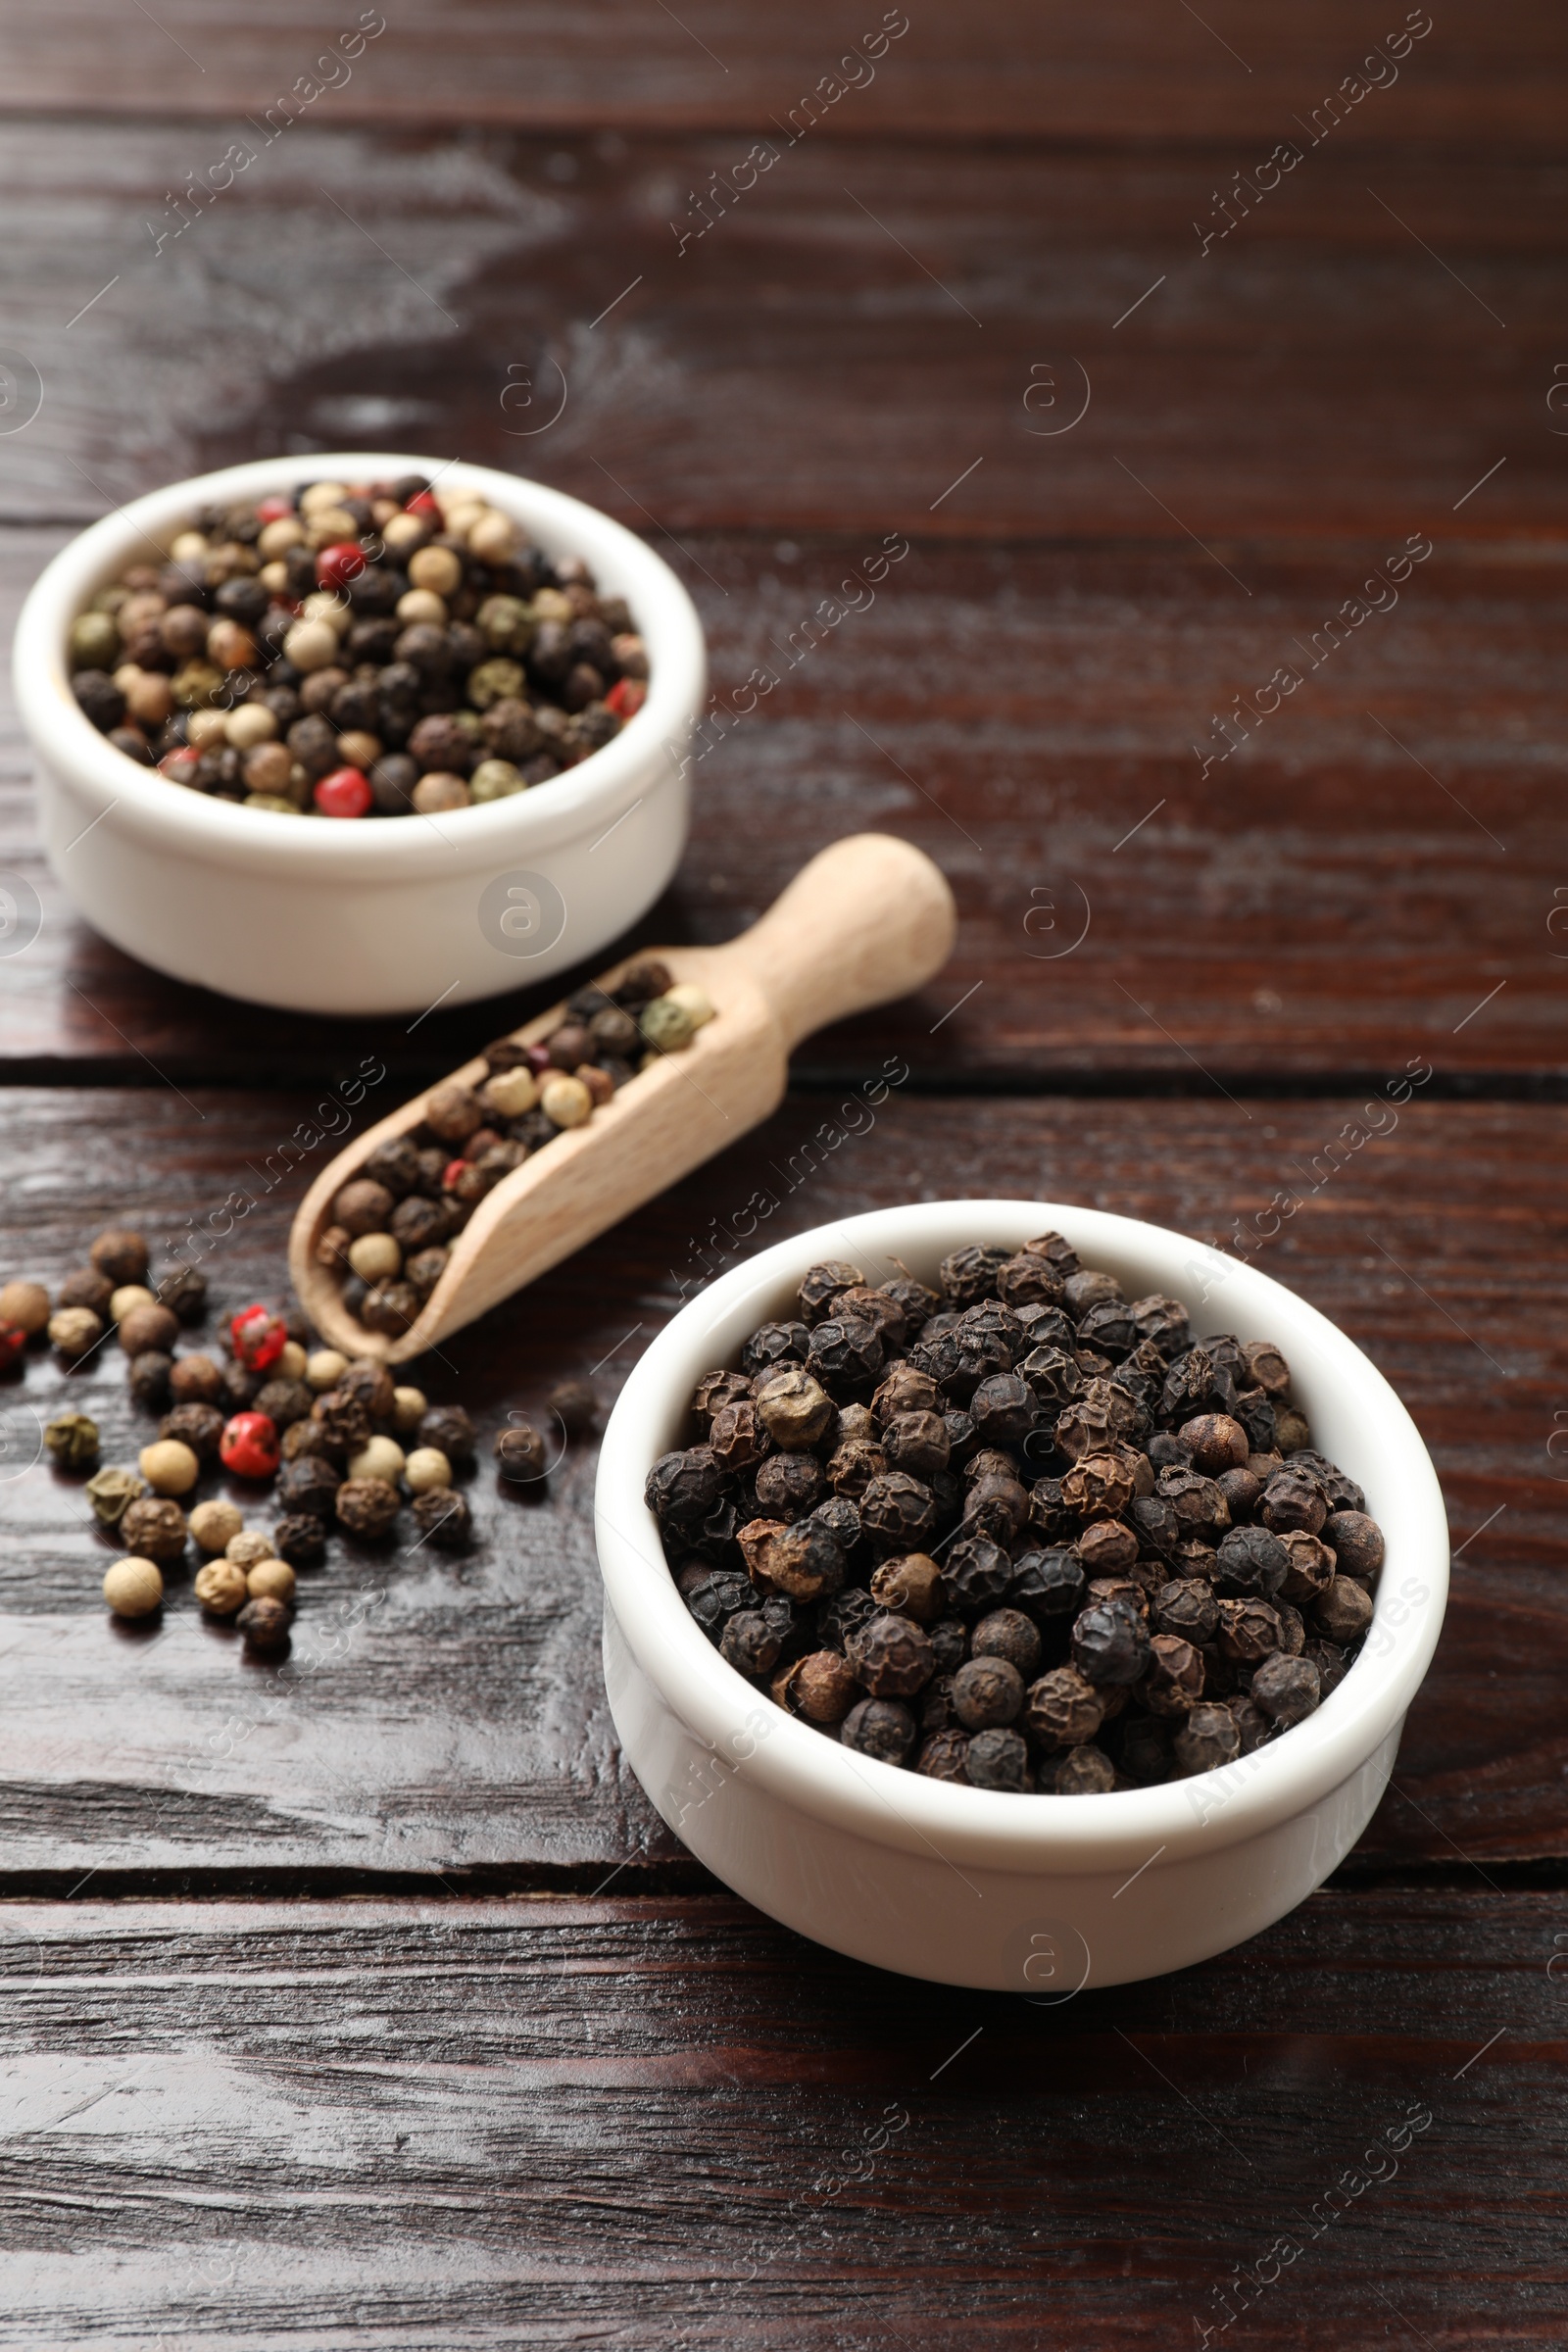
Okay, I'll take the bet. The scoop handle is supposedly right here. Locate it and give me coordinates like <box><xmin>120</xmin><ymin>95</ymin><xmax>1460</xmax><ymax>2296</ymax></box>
<box><xmin>720</xmin><ymin>833</ymin><xmax>956</xmax><ymax>1052</ymax></box>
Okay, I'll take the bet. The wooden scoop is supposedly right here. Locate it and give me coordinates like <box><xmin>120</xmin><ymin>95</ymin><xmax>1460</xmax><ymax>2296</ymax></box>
<box><xmin>289</xmin><ymin>832</ymin><xmax>956</xmax><ymax>1363</ymax></box>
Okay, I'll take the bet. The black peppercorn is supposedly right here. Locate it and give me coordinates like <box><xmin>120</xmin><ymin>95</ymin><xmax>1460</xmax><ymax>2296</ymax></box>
<box><xmin>1216</xmin><ymin>1595</ymin><xmax>1284</xmax><ymax>1664</ymax></box>
<box><xmin>411</xmin><ymin>1487</ymin><xmax>470</xmax><ymax>1549</ymax></box>
<box><xmin>841</xmin><ymin>1696</ymin><xmax>916</xmax><ymax>1765</ymax></box>
<box><xmin>159</xmin><ymin>1402</ymin><xmax>224</xmax><ymax>1462</ymax></box>
<box><xmin>776</xmin><ymin>1648</ymin><xmax>859</xmax><ymax>1723</ymax></box>
<box><xmin>1315</xmin><ymin>1575</ymin><xmax>1374</xmax><ymax>1642</ymax></box>
<box><xmin>721</xmin><ymin>1608</ymin><xmax>784</xmax><ymax>1678</ymax></box>
<box><xmin>1250</xmin><ymin>1651</ymin><xmax>1321</xmax><ymax>1726</ymax></box>
<box><xmin>1173</xmin><ymin>1702</ymin><xmax>1241</xmax><ymax>1775</ymax></box>
<box><xmin>271</xmin><ymin>1512</ymin><xmax>327</xmax><ymax>1565</ymax></box>
<box><xmin>847</xmin><ymin>1611</ymin><xmax>936</xmax><ymax>1698</ymax></box>
<box><xmin>952</xmin><ymin>1654</ymin><xmax>1024</xmax><ymax>1729</ymax></box>
<box><xmin>127</xmin><ymin>1350</ymin><xmax>174</xmax><ymax>1409</ymax></box>
<box><xmin>1152</xmin><ymin>1578</ymin><xmax>1219</xmax><ymax>1643</ymax></box>
<box><xmin>814</xmin><ymin>1585</ymin><xmax>877</xmax><ymax>1651</ymax></box>
<box><xmin>1072</xmin><ymin>1597</ymin><xmax>1151</xmax><ymax>1687</ymax></box>
<box><xmin>754</xmin><ymin>1451</ymin><xmax>825</xmax><ymax>1522</ymax></box>
<box><xmin>1053</xmin><ymin>1742</ymin><xmax>1114</xmax><ymax>1794</ymax></box>
<box><xmin>1139</xmin><ymin>1633</ymin><xmax>1205</xmax><ymax>1718</ymax></box>
<box><xmin>155</xmin><ymin>1263</ymin><xmax>208</xmax><ymax>1324</ymax></box>
<box><xmin>743</xmin><ymin>1517</ymin><xmax>846</xmax><ymax>1603</ymax></box>
<box><xmin>881</xmin><ymin>1409</ymin><xmax>949</xmax><ymax>1482</ymax></box>
<box><xmin>824</xmin><ymin>1436</ymin><xmax>888</xmax><ymax>1500</ymax></box>
<box><xmin>120</xmin><ymin>1494</ymin><xmax>187</xmax><ymax>1563</ymax></box>
<box><xmin>938</xmin><ymin>1245</ymin><xmax>1010</xmax><ymax>1308</ymax></box>
<box><xmin>797</xmin><ymin>1260</ymin><xmax>865</xmax><ymax>1325</ymax></box>
<box><xmin>1212</xmin><ymin>1524</ymin><xmax>1289</xmax><ymax>1598</ymax></box>
<box><xmin>1290</xmin><ymin>1449</ymin><xmax>1364</xmax><ymax>1512</ymax></box>
<box><xmin>236</xmin><ymin>1595</ymin><xmax>291</xmax><ymax>1652</ymax></box>
<box><xmin>965</xmin><ymin>1726</ymin><xmax>1033</xmax><ymax>1790</ymax></box>
<box><xmin>277</xmin><ymin>1456</ymin><xmax>342</xmax><ymax>1518</ymax></box>
<box><xmin>807</xmin><ymin>1313</ymin><xmax>885</xmax><ymax>1399</ymax></box>
<box><xmin>252</xmin><ymin>1377</ymin><xmax>314</xmax><ymax>1429</ymax></box>
<box><xmin>1259</xmin><ymin>1469</ymin><xmax>1328</xmax><ymax>1537</ymax></box>
<box><xmin>88</xmin><ymin>1233</ymin><xmax>148</xmax><ymax>1287</ymax></box>
<box><xmin>740</xmin><ymin>1321</ymin><xmax>810</xmax><ymax>1377</ymax></box>
<box><xmin>857</xmin><ymin>1471</ymin><xmax>937</xmax><ymax>1555</ymax></box>
<box><xmin>969</xmin><ymin>1608</ymin><xmax>1043</xmax><ymax>1679</ymax></box>
<box><xmin>941</xmin><ymin>1535</ymin><xmax>1012</xmax><ymax>1620</ymax></box>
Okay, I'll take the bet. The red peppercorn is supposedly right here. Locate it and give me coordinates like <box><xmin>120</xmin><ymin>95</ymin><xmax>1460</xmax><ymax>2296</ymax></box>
<box><xmin>441</xmin><ymin>1157</ymin><xmax>468</xmax><ymax>1193</ymax></box>
<box><xmin>405</xmin><ymin>489</ymin><xmax>439</xmax><ymax>515</ymax></box>
<box><xmin>230</xmin><ymin>1302</ymin><xmax>287</xmax><ymax>1371</ymax></box>
<box><xmin>524</xmin><ymin>1043</ymin><xmax>552</xmax><ymax>1074</ymax></box>
<box><xmin>158</xmin><ymin>747</ymin><xmax>201</xmax><ymax>782</ymax></box>
<box><xmin>256</xmin><ymin>494</ymin><xmax>294</xmax><ymax>523</ymax></box>
<box><xmin>0</xmin><ymin>1319</ymin><xmax>26</xmax><ymax>1373</ymax></box>
<box><xmin>315</xmin><ymin>765</ymin><xmax>373</xmax><ymax>819</ymax></box>
<box><xmin>220</xmin><ymin>1410</ymin><xmax>280</xmax><ymax>1480</ymax></box>
<box><xmin>605</xmin><ymin>677</ymin><xmax>646</xmax><ymax>719</ymax></box>
<box><xmin>316</xmin><ymin>541</ymin><xmax>367</xmax><ymax>593</ymax></box>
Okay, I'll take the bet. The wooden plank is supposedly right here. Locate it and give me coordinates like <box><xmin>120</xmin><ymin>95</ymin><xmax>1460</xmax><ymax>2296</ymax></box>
<box><xmin>0</xmin><ymin>126</ymin><xmax>1558</xmax><ymax>538</ymax></box>
<box><xmin>0</xmin><ymin>1890</ymin><xmax>1561</xmax><ymax>2346</ymax></box>
<box><xmin>0</xmin><ymin>1086</ymin><xmax>1562</xmax><ymax>1884</ymax></box>
<box><xmin>0</xmin><ymin>2</ymin><xmax>1562</xmax><ymax>142</ymax></box>
<box><xmin>6</xmin><ymin>526</ymin><xmax>1566</xmax><ymax>1085</ymax></box>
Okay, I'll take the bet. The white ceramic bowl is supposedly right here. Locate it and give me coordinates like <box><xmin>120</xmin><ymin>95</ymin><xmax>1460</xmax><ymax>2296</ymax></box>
<box><xmin>13</xmin><ymin>453</ymin><xmax>705</xmax><ymax>1015</ymax></box>
<box><xmin>596</xmin><ymin>1200</ymin><xmax>1449</xmax><ymax>1989</ymax></box>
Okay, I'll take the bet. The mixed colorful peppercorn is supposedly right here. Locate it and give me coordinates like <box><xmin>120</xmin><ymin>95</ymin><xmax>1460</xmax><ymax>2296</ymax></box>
<box><xmin>68</xmin><ymin>473</ymin><xmax>649</xmax><ymax>816</ymax></box>
<box><xmin>648</xmin><ymin>1235</ymin><xmax>1384</xmax><ymax>1793</ymax></box>
<box><xmin>3</xmin><ymin>1229</ymin><xmax>596</xmax><ymax>1651</ymax></box>
<box><xmin>318</xmin><ymin>962</ymin><xmax>713</xmax><ymax>1336</ymax></box>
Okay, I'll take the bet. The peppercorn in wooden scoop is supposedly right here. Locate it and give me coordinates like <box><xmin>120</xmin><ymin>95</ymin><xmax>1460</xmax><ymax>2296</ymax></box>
<box><xmin>289</xmin><ymin>833</ymin><xmax>956</xmax><ymax>1362</ymax></box>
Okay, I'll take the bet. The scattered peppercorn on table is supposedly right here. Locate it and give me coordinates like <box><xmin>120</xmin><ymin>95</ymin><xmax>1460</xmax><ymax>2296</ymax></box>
<box><xmin>0</xmin><ymin>5</ymin><xmax>1561</xmax><ymax>2345</ymax></box>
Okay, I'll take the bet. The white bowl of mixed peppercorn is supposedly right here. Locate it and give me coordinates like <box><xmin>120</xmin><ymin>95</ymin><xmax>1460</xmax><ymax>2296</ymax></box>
<box><xmin>13</xmin><ymin>453</ymin><xmax>705</xmax><ymax>1015</ymax></box>
<box><xmin>596</xmin><ymin>1200</ymin><xmax>1449</xmax><ymax>1989</ymax></box>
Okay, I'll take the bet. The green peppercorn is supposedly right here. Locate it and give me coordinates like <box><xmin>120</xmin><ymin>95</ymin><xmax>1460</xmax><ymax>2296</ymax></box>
<box><xmin>172</xmin><ymin>661</ymin><xmax>226</xmax><ymax>710</ymax></box>
<box><xmin>71</xmin><ymin>611</ymin><xmax>122</xmax><ymax>669</ymax></box>
<box><xmin>640</xmin><ymin>995</ymin><xmax>696</xmax><ymax>1054</ymax></box>
<box><xmin>466</xmin><ymin>658</ymin><xmax>526</xmax><ymax>710</ymax></box>
<box><xmin>84</xmin><ymin>1465</ymin><xmax>147</xmax><ymax>1526</ymax></box>
<box><xmin>44</xmin><ymin>1412</ymin><xmax>100</xmax><ymax>1471</ymax></box>
<box><xmin>468</xmin><ymin>758</ymin><xmax>525</xmax><ymax>802</ymax></box>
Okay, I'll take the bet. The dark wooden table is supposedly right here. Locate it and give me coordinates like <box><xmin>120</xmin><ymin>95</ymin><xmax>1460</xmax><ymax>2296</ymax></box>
<box><xmin>2</xmin><ymin>7</ymin><xmax>1565</xmax><ymax>2343</ymax></box>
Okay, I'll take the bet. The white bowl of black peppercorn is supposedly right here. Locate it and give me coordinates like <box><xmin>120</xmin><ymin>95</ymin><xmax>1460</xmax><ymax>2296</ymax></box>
<box><xmin>596</xmin><ymin>1200</ymin><xmax>1449</xmax><ymax>1990</ymax></box>
<box><xmin>13</xmin><ymin>453</ymin><xmax>705</xmax><ymax>1015</ymax></box>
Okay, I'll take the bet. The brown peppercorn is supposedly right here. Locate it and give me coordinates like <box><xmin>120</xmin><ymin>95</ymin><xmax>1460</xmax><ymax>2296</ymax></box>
<box><xmin>1077</xmin><ymin>1518</ymin><xmax>1139</xmax><ymax>1576</ymax></box>
<box><xmin>1216</xmin><ymin>1595</ymin><xmax>1285</xmax><ymax>1664</ymax></box>
<box><xmin>754</xmin><ymin>1367</ymin><xmax>835</xmax><ymax>1451</ymax></box>
<box><xmin>127</xmin><ymin>1349</ymin><xmax>173</xmax><ymax>1408</ymax></box>
<box><xmin>869</xmin><ymin>1552</ymin><xmax>946</xmax><ymax>1624</ymax></box>
<box><xmin>56</xmin><ymin>1265</ymin><xmax>114</xmax><ymax>1316</ymax></box>
<box><xmin>1278</xmin><ymin>1530</ymin><xmax>1336</xmax><ymax>1603</ymax></box>
<box><xmin>771</xmin><ymin>1646</ymin><xmax>857</xmax><ymax>1722</ymax></box>
<box><xmin>169</xmin><ymin>1352</ymin><xmax>224</xmax><ymax>1405</ymax></box>
<box><xmin>1024</xmin><ymin>1665</ymin><xmax>1106</xmax><ymax>1749</ymax></box>
<box><xmin>847</xmin><ymin>1611</ymin><xmax>935</xmax><ymax>1698</ymax></box>
<box><xmin>1243</xmin><ymin>1340</ymin><xmax>1292</xmax><ymax>1396</ymax></box>
<box><xmin>90</xmin><ymin>1228</ymin><xmax>150</xmax><ymax>1286</ymax></box>
<box><xmin>412</xmin><ymin>1486</ymin><xmax>471</xmax><ymax>1549</ymax></box>
<box><xmin>710</xmin><ymin>1398</ymin><xmax>769</xmax><ymax>1476</ymax></box>
<box><xmin>0</xmin><ymin>1278</ymin><xmax>49</xmax><ymax>1336</ymax></box>
<box><xmin>236</xmin><ymin>1595</ymin><xmax>291</xmax><ymax>1652</ymax></box>
<box><xmin>1139</xmin><ymin>1633</ymin><xmax>1206</xmax><ymax>1718</ymax></box>
<box><xmin>404</xmin><ymin>1247</ymin><xmax>449</xmax><ymax>1298</ymax></box>
<box><xmin>120</xmin><ymin>1494</ymin><xmax>187</xmax><ymax>1563</ymax></box>
<box><xmin>158</xmin><ymin>1402</ymin><xmax>224</xmax><ymax>1463</ymax></box>
<box><xmin>916</xmin><ymin>1728</ymin><xmax>972</xmax><ymax>1781</ymax></box>
<box><xmin>1273</xmin><ymin>1407</ymin><xmax>1311</xmax><ymax>1452</ymax></box>
<box><xmin>362</xmin><ymin>1283</ymin><xmax>421</xmax><ymax>1336</ymax></box>
<box><xmin>335</xmin><ymin>1477</ymin><xmax>402</xmax><ymax>1540</ymax></box>
<box><xmin>1315</xmin><ymin>1575</ymin><xmax>1374</xmax><ymax>1643</ymax></box>
<box><xmin>157</xmin><ymin>1264</ymin><xmax>207</xmax><ymax>1328</ymax></box>
<box><xmin>825</xmin><ymin>1435</ymin><xmax>888</xmax><ymax>1499</ymax></box>
<box><xmin>495</xmin><ymin>1424</ymin><xmax>548</xmax><ymax>1480</ymax></box>
<box><xmin>315</xmin><ymin>1224</ymin><xmax>353</xmax><ymax>1271</ymax></box>
<box><xmin>332</xmin><ymin>1178</ymin><xmax>395</xmax><ymax>1238</ymax></box>
<box><xmin>1156</xmin><ymin>1465</ymin><xmax>1232</xmax><ymax>1540</ymax></box>
<box><xmin>1179</xmin><ymin>1413</ymin><xmax>1250</xmax><ymax>1474</ymax></box>
<box><xmin>1324</xmin><ymin>1509</ymin><xmax>1385</xmax><ymax>1580</ymax></box>
<box><xmin>424</xmin><ymin>1083</ymin><xmax>486</xmax><ymax>1144</ymax></box>
<box><xmin>741</xmin><ymin>1516</ymin><xmax>846</xmax><ymax>1603</ymax></box>
<box><xmin>1061</xmin><ymin>1449</ymin><xmax>1137</xmax><ymax>1522</ymax></box>
<box><xmin>271</xmin><ymin>1512</ymin><xmax>326</xmax><ymax>1564</ymax></box>
<box><xmin>390</xmin><ymin>1195</ymin><xmax>448</xmax><ymax>1252</ymax></box>
<box><xmin>871</xmin><ymin>1362</ymin><xmax>942</xmax><ymax>1425</ymax></box>
<box><xmin>252</xmin><ymin>1377</ymin><xmax>314</xmax><ymax>1429</ymax></box>
<box><xmin>118</xmin><ymin>1301</ymin><xmax>180</xmax><ymax>1358</ymax></box>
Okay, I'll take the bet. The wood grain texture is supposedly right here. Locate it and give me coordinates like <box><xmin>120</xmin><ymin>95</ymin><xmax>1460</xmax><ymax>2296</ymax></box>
<box><xmin>2</xmin><ymin>2</ymin><xmax>1563</xmax><ymax>140</ymax></box>
<box><xmin>7</xmin><ymin>531</ymin><xmax>1567</xmax><ymax>1087</ymax></box>
<box><xmin>0</xmin><ymin>1891</ymin><xmax>1561</xmax><ymax>2346</ymax></box>
<box><xmin>0</xmin><ymin>1085</ymin><xmax>1562</xmax><ymax>1886</ymax></box>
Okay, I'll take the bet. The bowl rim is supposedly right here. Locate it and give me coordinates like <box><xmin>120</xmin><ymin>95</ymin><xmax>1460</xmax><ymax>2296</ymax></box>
<box><xmin>595</xmin><ymin>1199</ymin><xmax>1451</xmax><ymax>1878</ymax></box>
<box><xmin>12</xmin><ymin>451</ymin><xmax>706</xmax><ymax>879</ymax></box>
